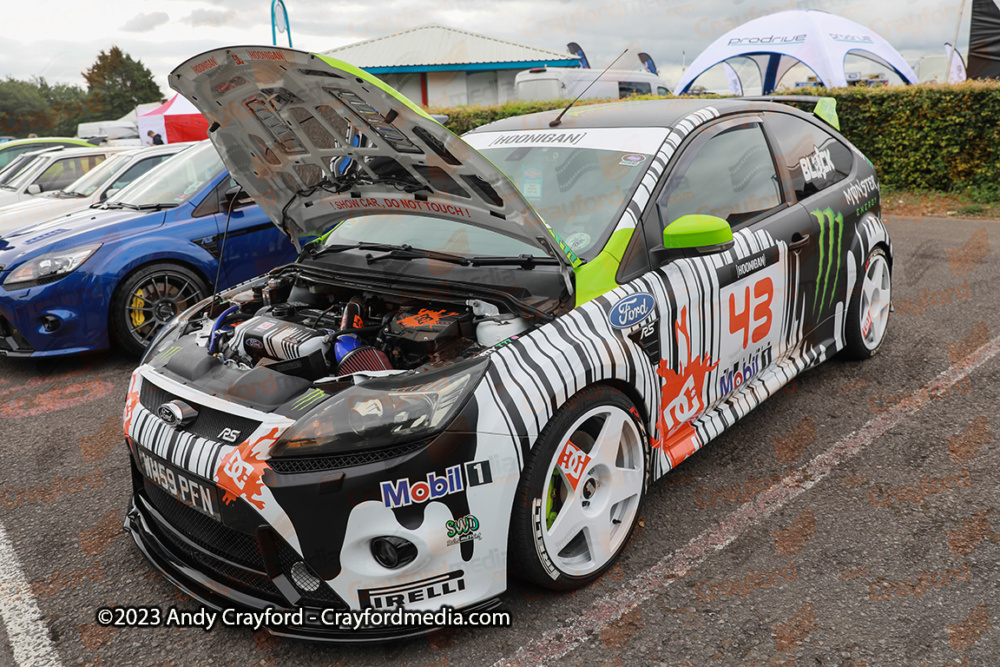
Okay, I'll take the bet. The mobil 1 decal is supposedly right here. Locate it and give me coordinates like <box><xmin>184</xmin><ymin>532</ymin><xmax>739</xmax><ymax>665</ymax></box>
<box><xmin>718</xmin><ymin>241</ymin><xmax>785</xmax><ymax>401</ymax></box>
<box><xmin>267</xmin><ymin>413</ymin><xmax>490</xmax><ymax>579</ymax></box>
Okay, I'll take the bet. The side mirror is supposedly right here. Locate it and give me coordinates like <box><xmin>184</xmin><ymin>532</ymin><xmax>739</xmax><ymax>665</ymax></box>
<box><xmin>26</xmin><ymin>184</ymin><xmax>41</xmax><ymax>195</ymax></box>
<box><xmin>651</xmin><ymin>214</ymin><xmax>734</xmax><ymax>265</ymax></box>
<box><xmin>224</xmin><ymin>185</ymin><xmax>249</xmax><ymax>208</ymax></box>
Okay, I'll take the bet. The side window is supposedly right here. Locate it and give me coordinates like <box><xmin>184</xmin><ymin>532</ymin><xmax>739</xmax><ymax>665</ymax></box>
<box><xmin>767</xmin><ymin>113</ymin><xmax>853</xmax><ymax>201</ymax></box>
<box><xmin>108</xmin><ymin>155</ymin><xmax>170</xmax><ymax>192</ymax></box>
<box><xmin>617</xmin><ymin>228</ymin><xmax>651</xmax><ymax>283</ymax></box>
<box><xmin>656</xmin><ymin>87</ymin><xmax>669</xmax><ymax>96</ymax></box>
<box><xmin>619</xmin><ymin>81</ymin><xmax>652</xmax><ymax>97</ymax></box>
<box><xmin>0</xmin><ymin>146</ymin><xmax>34</xmax><ymax>168</ymax></box>
<box><xmin>658</xmin><ymin>124</ymin><xmax>781</xmax><ymax>228</ymax></box>
<box><xmin>34</xmin><ymin>155</ymin><xmax>105</xmax><ymax>192</ymax></box>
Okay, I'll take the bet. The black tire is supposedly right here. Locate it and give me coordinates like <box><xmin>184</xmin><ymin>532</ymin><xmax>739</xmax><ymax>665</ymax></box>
<box><xmin>843</xmin><ymin>246</ymin><xmax>891</xmax><ymax>360</ymax></box>
<box><xmin>109</xmin><ymin>263</ymin><xmax>208</xmax><ymax>356</ymax></box>
<box><xmin>510</xmin><ymin>385</ymin><xmax>649</xmax><ymax>590</ymax></box>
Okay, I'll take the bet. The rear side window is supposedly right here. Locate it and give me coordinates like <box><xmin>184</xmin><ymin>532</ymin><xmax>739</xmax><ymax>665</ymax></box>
<box><xmin>767</xmin><ymin>113</ymin><xmax>853</xmax><ymax>201</ymax></box>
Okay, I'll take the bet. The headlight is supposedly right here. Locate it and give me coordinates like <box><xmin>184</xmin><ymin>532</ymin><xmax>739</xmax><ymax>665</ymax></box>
<box><xmin>271</xmin><ymin>357</ymin><xmax>489</xmax><ymax>457</ymax></box>
<box><xmin>2</xmin><ymin>243</ymin><xmax>102</xmax><ymax>289</ymax></box>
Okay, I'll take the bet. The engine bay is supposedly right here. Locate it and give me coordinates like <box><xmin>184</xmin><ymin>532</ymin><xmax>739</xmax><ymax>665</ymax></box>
<box><xmin>191</xmin><ymin>272</ymin><xmax>531</xmax><ymax>382</ymax></box>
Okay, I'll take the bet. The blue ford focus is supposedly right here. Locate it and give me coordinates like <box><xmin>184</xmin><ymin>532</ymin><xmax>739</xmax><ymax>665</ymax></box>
<box><xmin>0</xmin><ymin>141</ymin><xmax>297</xmax><ymax>357</ymax></box>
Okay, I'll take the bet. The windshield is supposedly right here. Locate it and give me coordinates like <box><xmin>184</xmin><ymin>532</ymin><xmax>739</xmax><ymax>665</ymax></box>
<box><xmin>63</xmin><ymin>152</ymin><xmax>132</xmax><ymax>196</ymax></box>
<box><xmin>5</xmin><ymin>155</ymin><xmax>53</xmax><ymax>191</ymax></box>
<box><xmin>467</xmin><ymin>127</ymin><xmax>667</xmax><ymax>258</ymax></box>
<box><xmin>0</xmin><ymin>153</ymin><xmax>40</xmax><ymax>187</ymax></box>
<box><xmin>323</xmin><ymin>213</ymin><xmax>548</xmax><ymax>258</ymax></box>
<box><xmin>110</xmin><ymin>142</ymin><xmax>221</xmax><ymax>207</ymax></box>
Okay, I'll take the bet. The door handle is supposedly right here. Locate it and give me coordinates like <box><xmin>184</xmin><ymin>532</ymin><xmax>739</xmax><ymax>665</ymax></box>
<box><xmin>789</xmin><ymin>233</ymin><xmax>810</xmax><ymax>251</ymax></box>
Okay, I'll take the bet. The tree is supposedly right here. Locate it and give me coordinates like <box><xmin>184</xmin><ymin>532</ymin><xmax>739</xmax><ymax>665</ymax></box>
<box><xmin>33</xmin><ymin>77</ymin><xmax>96</xmax><ymax>136</ymax></box>
<box><xmin>82</xmin><ymin>46</ymin><xmax>162</xmax><ymax>119</ymax></box>
<box><xmin>0</xmin><ymin>78</ymin><xmax>48</xmax><ymax>136</ymax></box>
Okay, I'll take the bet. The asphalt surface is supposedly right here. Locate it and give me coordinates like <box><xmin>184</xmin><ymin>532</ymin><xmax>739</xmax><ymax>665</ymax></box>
<box><xmin>0</xmin><ymin>215</ymin><xmax>997</xmax><ymax>667</ymax></box>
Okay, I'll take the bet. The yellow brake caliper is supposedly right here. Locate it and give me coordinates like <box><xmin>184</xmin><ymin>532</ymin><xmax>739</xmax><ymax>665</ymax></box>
<box><xmin>130</xmin><ymin>289</ymin><xmax>146</xmax><ymax>328</ymax></box>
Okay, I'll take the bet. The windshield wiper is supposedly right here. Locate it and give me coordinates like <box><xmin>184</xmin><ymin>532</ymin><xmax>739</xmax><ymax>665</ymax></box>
<box><xmin>469</xmin><ymin>254</ymin><xmax>559</xmax><ymax>269</ymax></box>
<box><xmin>309</xmin><ymin>241</ymin><xmax>471</xmax><ymax>266</ymax></box>
<box><xmin>362</xmin><ymin>243</ymin><xmax>471</xmax><ymax>266</ymax></box>
<box><xmin>118</xmin><ymin>203</ymin><xmax>180</xmax><ymax>211</ymax></box>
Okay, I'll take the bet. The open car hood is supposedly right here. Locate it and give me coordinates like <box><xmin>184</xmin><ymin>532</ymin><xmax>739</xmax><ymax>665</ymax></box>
<box><xmin>170</xmin><ymin>46</ymin><xmax>577</xmax><ymax>268</ymax></box>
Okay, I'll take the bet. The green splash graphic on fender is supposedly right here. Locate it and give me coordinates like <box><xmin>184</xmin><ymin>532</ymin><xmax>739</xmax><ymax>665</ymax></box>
<box><xmin>811</xmin><ymin>207</ymin><xmax>844</xmax><ymax>315</ymax></box>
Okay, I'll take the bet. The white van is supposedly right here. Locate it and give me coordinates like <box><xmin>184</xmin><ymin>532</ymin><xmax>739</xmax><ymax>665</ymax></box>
<box><xmin>515</xmin><ymin>67</ymin><xmax>670</xmax><ymax>102</ymax></box>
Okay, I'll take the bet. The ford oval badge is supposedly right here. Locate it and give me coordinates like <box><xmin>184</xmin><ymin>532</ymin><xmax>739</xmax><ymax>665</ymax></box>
<box><xmin>608</xmin><ymin>293</ymin><xmax>656</xmax><ymax>329</ymax></box>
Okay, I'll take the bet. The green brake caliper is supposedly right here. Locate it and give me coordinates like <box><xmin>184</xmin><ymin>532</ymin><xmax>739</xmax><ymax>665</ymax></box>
<box><xmin>546</xmin><ymin>468</ymin><xmax>564</xmax><ymax>530</ymax></box>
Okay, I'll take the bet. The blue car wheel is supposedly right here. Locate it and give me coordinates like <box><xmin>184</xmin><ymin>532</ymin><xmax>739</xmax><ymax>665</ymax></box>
<box><xmin>110</xmin><ymin>262</ymin><xmax>208</xmax><ymax>356</ymax></box>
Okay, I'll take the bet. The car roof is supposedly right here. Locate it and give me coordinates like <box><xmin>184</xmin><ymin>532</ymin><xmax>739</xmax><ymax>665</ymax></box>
<box><xmin>112</xmin><ymin>142</ymin><xmax>192</xmax><ymax>159</ymax></box>
<box><xmin>36</xmin><ymin>146</ymin><xmax>128</xmax><ymax>158</ymax></box>
<box><xmin>0</xmin><ymin>137</ymin><xmax>96</xmax><ymax>150</ymax></box>
<box><xmin>467</xmin><ymin>98</ymin><xmax>797</xmax><ymax>133</ymax></box>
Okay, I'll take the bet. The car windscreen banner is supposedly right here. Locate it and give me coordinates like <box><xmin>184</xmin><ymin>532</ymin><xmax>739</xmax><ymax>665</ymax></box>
<box><xmin>969</xmin><ymin>0</ymin><xmax>1000</xmax><ymax>79</ymax></box>
<box><xmin>464</xmin><ymin>127</ymin><xmax>669</xmax><ymax>154</ymax></box>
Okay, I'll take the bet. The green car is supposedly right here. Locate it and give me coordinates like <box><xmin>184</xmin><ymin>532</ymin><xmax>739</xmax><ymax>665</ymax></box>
<box><xmin>0</xmin><ymin>137</ymin><xmax>96</xmax><ymax>169</ymax></box>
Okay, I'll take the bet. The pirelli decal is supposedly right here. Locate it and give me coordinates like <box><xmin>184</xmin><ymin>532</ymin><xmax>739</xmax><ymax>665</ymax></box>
<box><xmin>716</xmin><ymin>245</ymin><xmax>780</xmax><ymax>288</ymax></box>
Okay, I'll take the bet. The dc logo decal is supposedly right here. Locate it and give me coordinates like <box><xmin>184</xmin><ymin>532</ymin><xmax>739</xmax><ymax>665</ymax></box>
<box><xmin>608</xmin><ymin>293</ymin><xmax>656</xmax><ymax>329</ymax></box>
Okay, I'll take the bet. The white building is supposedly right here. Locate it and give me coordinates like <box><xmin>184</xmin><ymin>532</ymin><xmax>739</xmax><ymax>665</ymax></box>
<box><xmin>322</xmin><ymin>25</ymin><xmax>580</xmax><ymax>107</ymax></box>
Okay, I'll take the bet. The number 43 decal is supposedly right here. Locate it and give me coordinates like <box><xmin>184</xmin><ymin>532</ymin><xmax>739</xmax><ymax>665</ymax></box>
<box><xmin>729</xmin><ymin>277</ymin><xmax>773</xmax><ymax>349</ymax></box>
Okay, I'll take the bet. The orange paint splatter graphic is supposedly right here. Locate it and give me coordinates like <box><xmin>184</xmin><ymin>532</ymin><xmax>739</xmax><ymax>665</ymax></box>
<box><xmin>214</xmin><ymin>427</ymin><xmax>280</xmax><ymax>510</ymax></box>
<box><xmin>122</xmin><ymin>374</ymin><xmax>141</xmax><ymax>437</ymax></box>
<box><xmin>397</xmin><ymin>309</ymin><xmax>458</xmax><ymax>328</ymax></box>
<box><xmin>654</xmin><ymin>307</ymin><xmax>718</xmax><ymax>452</ymax></box>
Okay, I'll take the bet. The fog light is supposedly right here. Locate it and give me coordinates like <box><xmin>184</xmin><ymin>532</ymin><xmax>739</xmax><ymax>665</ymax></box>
<box><xmin>41</xmin><ymin>315</ymin><xmax>60</xmax><ymax>332</ymax></box>
<box><xmin>371</xmin><ymin>536</ymin><xmax>417</xmax><ymax>569</ymax></box>
<box><xmin>289</xmin><ymin>561</ymin><xmax>322</xmax><ymax>592</ymax></box>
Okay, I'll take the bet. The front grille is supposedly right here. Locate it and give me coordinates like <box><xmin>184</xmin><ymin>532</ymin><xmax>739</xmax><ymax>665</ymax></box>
<box><xmin>268</xmin><ymin>440</ymin><xmax>426</xmax><ymax>474</ymax></box>
<box><xmin>0</xmin><ymin>314</ymin><xmax>32</xmax><ymax>353</ymax></box>
<box><xmin>141</xmin><ymin>476</ymin><xmax>348</xmax><ymax>609</ymax></box>
<box><xmin>148</xmin><ymin>511</ymin><xmax>285</xmax><ymax>603</ymax></box>
<box><xmin>145</xmin><ymin>482</ymin><xmax>262</xmax><ymax>567</ymax></box>
<box><xmin>139</xmin><ymin>379</ymin><xmax>262</xmax><ymax>443</ymax></box>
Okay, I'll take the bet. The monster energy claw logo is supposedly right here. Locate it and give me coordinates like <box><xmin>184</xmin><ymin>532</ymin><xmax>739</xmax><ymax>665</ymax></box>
<box><xmin>812</xmin><ymin>207</ymin><xmax>844</xmax><ymax>315</ymax></box>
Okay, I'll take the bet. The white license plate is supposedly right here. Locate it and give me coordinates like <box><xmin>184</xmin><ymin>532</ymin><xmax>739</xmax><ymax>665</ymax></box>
<box><xmin>137</xmin><ymin>447</ymin><xmax>221</xmax><ymax>521</ymax></box>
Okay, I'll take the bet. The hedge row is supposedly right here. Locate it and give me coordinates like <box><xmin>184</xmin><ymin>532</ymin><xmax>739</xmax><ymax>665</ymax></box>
<box><xmin>429</xmin><ymin>80</ymin><xmax>1000</xmax><ymax>192</ymax></box>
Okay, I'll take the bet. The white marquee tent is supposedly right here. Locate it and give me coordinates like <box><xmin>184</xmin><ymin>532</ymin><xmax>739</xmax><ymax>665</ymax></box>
<box><xmin>675</xmin><ymin>9</ymin><xmax>917</xmax><ymax>94</ymax></box>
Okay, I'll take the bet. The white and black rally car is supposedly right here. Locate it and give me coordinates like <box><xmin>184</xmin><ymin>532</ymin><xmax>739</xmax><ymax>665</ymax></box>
<box><xmin>123</xmin><ymin>46</ymin><xmax>892</xmax><ymax>640</ymax></box>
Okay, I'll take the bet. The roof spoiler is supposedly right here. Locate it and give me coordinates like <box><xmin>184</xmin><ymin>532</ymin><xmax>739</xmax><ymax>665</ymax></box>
<box><xmin>737</xmin><ymin>95</ymin><xmax>840</xmax><ymax>131</ymax></box>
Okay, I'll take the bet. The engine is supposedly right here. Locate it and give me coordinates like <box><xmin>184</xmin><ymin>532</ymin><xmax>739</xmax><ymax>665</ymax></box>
<box><xmin>209</xmin><ymin>275</ymin><xmax>529</xmax><ymax>381</ymax></box>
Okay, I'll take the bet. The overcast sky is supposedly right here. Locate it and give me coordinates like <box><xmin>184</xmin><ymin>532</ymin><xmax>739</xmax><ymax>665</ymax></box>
<box><xmin>0</xmin><ymin>0</ymin><xmax>974</xmax><ymax>98</ymax></box>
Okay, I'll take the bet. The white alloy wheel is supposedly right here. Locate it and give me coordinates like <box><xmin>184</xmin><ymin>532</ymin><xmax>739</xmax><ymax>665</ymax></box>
<box><xmin>859</xmin><ymin>252</ymin><xmax>892</xmax><ymax>350</ymax></box>
<box><xmin>538</xmin><ymin>404</ymin><xmax>645</xmax><ymax>578</ymax></box>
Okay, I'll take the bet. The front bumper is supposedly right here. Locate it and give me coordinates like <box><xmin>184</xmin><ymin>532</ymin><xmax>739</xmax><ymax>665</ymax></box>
<box><xmin>125</xmin><ymin>485</ymin><xmax>503</xmax><ymax>642</ymax></box>
<box><xmin>0</xmin><ymin>270</ymin><xmax>114</xmax><ymax>357</ymax></box>
<box><xmin>123</xmin><ymin>365</ymin><xmax>513</xmax><ymax>641</ymax></box>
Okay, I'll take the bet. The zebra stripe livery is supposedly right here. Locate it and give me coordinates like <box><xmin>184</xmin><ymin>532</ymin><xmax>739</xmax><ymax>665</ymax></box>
<box><xmin>123</xmin><ymin>73</ymin><xmax>893</xmax><ymax>628</ymax></box>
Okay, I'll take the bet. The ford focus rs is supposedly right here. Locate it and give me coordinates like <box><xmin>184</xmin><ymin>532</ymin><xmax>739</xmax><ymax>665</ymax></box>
<box><xmin>0</xmin><ymin>141</ymin><xmax>297</xmax><ymax>357</ymax></box>
<box><xmin>124</xmin><ymin>46</ymin><xmax>892</xmax><ymax>640</ymax></box>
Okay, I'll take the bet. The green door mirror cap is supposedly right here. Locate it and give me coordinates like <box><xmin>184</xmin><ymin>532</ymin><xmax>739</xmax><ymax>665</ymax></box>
<box><xmin>663</xmin><ymin>214</ymin><xmax>734</xmax><ymax>250</ymax></box>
